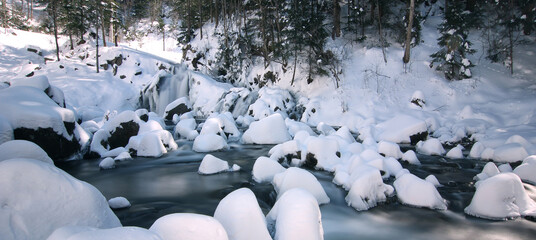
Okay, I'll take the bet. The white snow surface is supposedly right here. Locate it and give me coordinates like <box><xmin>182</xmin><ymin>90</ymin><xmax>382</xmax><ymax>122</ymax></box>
<box><xmin>267</xmin><ymin>188</ymin><xmax>324</xmax><ymax>240</ymax></box>
<box><xmin>344</xmin><ymin>165</ymin><xmax>395</xmax><ymax>211</ymax></box>
<box><xmin>465</xmin><ymin>173</ymin><xmax>536</xmax><ymax>220</ymax></box>
<box><xmin>99</xmin><ymin>157</ymin><xmax>115</xmax><ymax>169</ymax></box>
<box><xmin>198</xmin><ymin>154</ymin><xmax>230</xmax><ymax>175</ymax></box>
<box><xmin>213</xmin><ymin>188</ymin><xmax>272</xmax><ymax>240</ymax></box>
<box><xmin>242</xmin><ymin>113</ymin><xmax>291</xmax><ymax>144</ymax></box>
<box><xmin>192</xmin><ymin>133</ymin><xmax>229</xmax><ymax>152</ymax></box>
<box><xmin>0</xmin><ymin>159</ymin><xmax>121</xmax><ymax>240</ymax></box>
<box><xmin>513</xmin><ymin>156</ymin><xmax>536</xmax><ymax>184</ymax></box>
<box><xmin>47</xmin><ymin>226</ymin><xmax>161</xmax><ymax>240</ymax></box>
<box><xmin>272</xmin><ymin>167</ymin><xmax>330</xmax><ymax>204</ymax></box>
<box><xmin>0</xmin><ymin>140</ymin><xmax>54</xmax><ymax>164</ymax></box>
<box><xmin>149</xmin><ymin>213</ymin><xmax>228</xmax><ymax>240</ymax></box>
<box><xmin>416</xmin><ymin>138</ymin><xmax>446</xmax><ymax>156</ymax></box>
<box><xmin>377</xmin><ymin>141</ymin><xmax>403</xmax><ymax>159</ymax></box>
<box><xmin>252</xmin><ymin>156</ymin><xmax>286</xmax><ymax>183</ymax></box>
<box><xmin>393</xmin><ymin>173</ymin><xmax>447</xmax><ymax>210</ymax></box>
<box><xmin>374</xmin><ymin>115</ymin><xmax>428</xmax><ymax>144</ymax></box>
<box><xmin>108</xmin><ymin>197</ymin><xmax>131</xmax><ymax>209</ymax></box>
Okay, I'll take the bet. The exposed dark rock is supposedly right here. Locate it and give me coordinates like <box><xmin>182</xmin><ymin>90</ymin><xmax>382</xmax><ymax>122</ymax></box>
<box><xmin>101</xmin><ymin>64</ymin><xmax>109</xmax><ymax>70</ymax></box>
<box><xmin>134</xmin><ymin>71</ymin><xmax>142</xmax><ymax>76</ymax></box>
<box><xmin>59</xmin><ymin>65</ymin><xmax>64</xmax><ymax>69</ymax></box>
<box><xmin>25</xmin><ymin>71</ymin><xmax>34</xmax><ymax>77</ymax></box>
<box><xmin>303</xmin><ymin>152</ymin><xmax>318</xmax><ymax>169</ymax></box>
<box><xmin>410</xmin><ymin>131</ymin><xmax>428</xmax><ymax>145</ymax></box>
<box><xmin>26</xmin><ymin>47</ymin><xmax>42</xmax><ymax>56</ymax></box>
<box><xmin>164</xmin><ymin>103</ymin><xmax>191</xmax><ymax>120</ymax></box>
<box><xmin>139</xmin><ymin>114</ymin><xmax>149</xmax><ymax>122</ymax></box>
<box><xmin>120</xmin><ymin>75</ymin><xmax>126</xmax><ymax>79</ymax></box>
<box><xmin>107</xmin><ymin>121</ymin><xmax>140</xmax><ymax>149</ymax></box>
<box><xmin>13</xmin><ymin>126</ymin><xmax>80</xmax><ymax>161</ymax></box>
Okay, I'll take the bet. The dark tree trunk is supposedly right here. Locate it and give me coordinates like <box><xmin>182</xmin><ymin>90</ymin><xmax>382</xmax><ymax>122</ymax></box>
<box><xmin>52</xmin><ymin>2</ymin><xmax>60</xmax><ymax>62</ymax></box>
<box><xmin>332</xmin><ymin>0</ymin><xmax>340</xmax><ymax>39</ymax></box>
<box><xmin>403</xmin><ymin>0</ymin><xmax>415</xmax><ymax>65</ymax></box>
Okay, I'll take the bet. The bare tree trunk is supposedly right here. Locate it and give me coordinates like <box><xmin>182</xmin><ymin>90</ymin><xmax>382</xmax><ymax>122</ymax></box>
<box><xmin>332</xmin><ymin>0</ymin><xmax>340</xmax><ymax>39</ymax></box>
<box><xmin>96</xmin><ymin>8</ymin><xmax>100</xmax><ymax>73</ymax></box>
<box><xmin>52</xmin><ymin>2</ymin><xmax>60</xmax><ymax>62</ymax></box>
<box><xmin>2</xmin><ymin>0</ymin><xmax>7</xmax><ymax>31</ymax></box>
<box><xmin>187</xmin><ymin>0</ymin><xmax>192</xmax><ymax>41</ymax></box>
<box><xmin>377</xmin><ymin>0</ymin><xmax>387</xmax><ymax>63</ymax></box>
<box><xmin>199</xmin><ymin>0</ymin><xmax>203</xmax><ymax>39</ymax></box>
<box><xmin>508</xmin><ymin>0</ymin><xmax>514</xmax><ymax>75</ymax></box>
<box><xmin>215</xmin><ymin>0</ymin><xmax>219</xmax><ymax>28</ymax></box>
<box><xmin>403</xmin><ymin>0</ymin><xmax>414</xmax><ymax>67</ymax></box>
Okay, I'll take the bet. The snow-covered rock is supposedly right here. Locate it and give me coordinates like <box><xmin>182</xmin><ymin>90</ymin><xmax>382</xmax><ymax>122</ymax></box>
<box><xmin>126</xmin><ymin>128</ymin><xmax>178</xmax><ymax>157</ymax></box>
<box><xmin>345</xmin><ymin>166</ymin><xmax>394</xmax><ymax>211</ymax></box>
<box><xmin>0</xmin><ymin>159</ymin><xmax>121</xmax><ymax>239</ymax></box>
<box><xmin>0</xmin><ymin>140</ymin><xmax>53</xmax><ymax>164</ymax></box>
<box><xmin>47</xmin><ymin>226</ymin><xmax>161</xmax><ymax>240</ymax></box>
<box><xmin>302</xmin><ymin>136</ymin><xmax>341</xmax><ymax>171</ymax></box>
<box><xmin>248</xmin><ymin>87</ymin><xmax>296</xmax><ymax>120</ymax></box>
<box><xmin>492</xmin><ymin>143</ymin><xmax>529</xmax><ymax>163</ymax></box>
<box><xmin>149</xmin><ymin>213</ymin><xmax>228</xmax><ymax>240</ymax></box>
<box><xmin>377</xmin><ymin>141</ymin><xmax>403</xmax><ymax>159</ymax></box>
<box><xmin>198</xmin><ymin>154</ymin><xmax>230</xmax><ymax>175</ymax></box>
<box><xmin>317</xmin><ymin>122</ymin><xmax>335</xmax><ymax>135</ymax></box>
<box><xmin>114</xmin><ymin>151</ymin><xmax>132</xmax><ymax>161</ymax></box>
<box><xmin>374</xmin><ymin>115</ymin><xmax>428</xmax><ymax>144</ymax></box>
<box><xmin>416</xmin><ymin>138</ymin><xmax>446</xmax><ymax>156</ymax></box>
<box><xmin>108</xmin><ymin>197</ymin><xmax>131</xmax><ymax>209</ymax></box>
<box><xmin>242</xmin><ymin>113</ymin><xmax>291</xmax><ymax>144</ymax></box>
<box><xmin>272</xmin><ymin>167</ymin><xmax>330</xmax><ymax>204</ymax></box>
<box><xmin>513</xmin><ymin>158</ymin><xmax>536</xmax><ymax>184</ymax></box>
<box><xmin>269</xmin><ymin>140</ymin><xmax>300</xmax><ymax>164</ymax></box>
<box><xmin>285</xmin><ymin>118</ymin><xmax>315</xmax><ymax>137</ymax></box>
<box><xmin>0</xmin><ymin>115</ymin><xmax>13</xmax><ymax>145</ymax></box>
<box><xmin>393</xmin><ymin>173</ymin><xmax>447</xmax><ymax>210</ymax></box>
<box><xmin>402</xmin><ymin>150</ymin><xmax>420</xmax><ymax>165</ymax></box>
<box><xmin>410</xmin><ymin>90</ymin><xmax>425</xmax><ymax>108</ymax></box>
<box><xmin>252</xmin><ymin>156</ymin><xmax>286</xmax><ymax>183</ymax></box>
<box><xmin>465</xmin><ymin>173</ymin><xmax>536</xmax><ymax>220</ymax></box>
<box><xmin>213</xmin><ymin>188</ymin><xmax>272</xmax><ymax>240</ymax></box>
<box><xmin>99</xmin><ymin>157</ymin><xmax>115</xmax><ymax>169</ymax></box>
<box><xmin>446</xmin><ymin>145</ymin><xmax>464</xmax><ymax>159</ymax></box>
<box><xmin>163</xmin><ymin>97</ymin><xmax>192</xmax><ymax>120</ymax></box>
<box><xmin>425</xmin><ymin>175</ymin><xmax>442</xmax><ymax>187</ymax></box>
<box><xmin>266</xmin><ymin>189</ymin><xmax>323</xmax><ymax>240</ymax></box>
<box><xmin>193</xmin><ymin>133</ymin><xmax>229</xmax><ymax>152</ymax></box>
<box><xmin>174</xmin><ymin>118</ymin><xmax>199</xmax><ymax>140</ymax></box>
<box><xmin>469</xmin><ymin>142</ymin><xmax>485</xmax><ymax>158</ymax></box>
<box><xmin>474</xmin><ymin>162</ymin><xmax>500</xmax><ymax>182</ymax></box>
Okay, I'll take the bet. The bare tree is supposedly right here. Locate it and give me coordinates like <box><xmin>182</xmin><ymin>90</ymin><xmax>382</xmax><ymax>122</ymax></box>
<box><xmin>403</xmin><ymin>0</ymin><xmax>414</xmax><ymax>71</ymax></box>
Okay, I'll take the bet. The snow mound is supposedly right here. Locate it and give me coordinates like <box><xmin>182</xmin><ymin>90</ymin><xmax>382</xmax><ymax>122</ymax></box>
<box><xmin>474</xmin><ymin>162</ymin><xmax>500</xmax><ymax>182</ymax></box>
<box><xmin>114</xmin><ymin>151</ymin><xmax>132</xmax><ymax>161</ymax></box>
<box><xmin>377</xmin><ymin>141</ymin><xmax>403</xmax><ymax>159</ymax></box>
<box><xmin>425</xmin><ymin>175</ymin><xmax>442</xmax><ymax>187</ymax></box>
<box><xmin>174</xmin><ymin>118</ymin><xmax>199</xmax><ymax>140</ymax></box>
<box><xmin>10</xmin><ymin>75</ymin><xmax>50</xmax><ymax>91</ymax></box>
<box><xmin>0</xmin><ymin>159</ymin><xmax>121</xmax><ymax>239</ymax></box>
<box><xmin>465</xmin><ymin>173</ymin><xmax>536</xmax><ymax>220</ymax></box>
<box><xmin>213</xmin><ymin>188</ymin><xmax>272</xmax><ymax>240</ymax></box>
<box><xmin>272</xmin><ymin>167</ymin><xmax>330</xmax><ymax>204</ymax></box>
<box><xmin>393</xmin><ymin>173</ymin><xmax>447</xmax><ymax>210</ymax></box>
<box><xmin>99</xmin><ymin>157</ymin><xmax>115</xmax><ymax>169</ymax></box>
<box><xmin>126</xmin><ymin>128</ymin><xmax>178</xmax><ymax>157</ymax></box>
<box><xmin>242</xmin><ymin>113</ymin><xmax>291</xmax><ymax>144</ymax></box>
<box><xmin>446</xmin><ymin>145</ymin><xmax>464</xmax><ymax>159</ymax></box>
<box><xmin>0</xmin><ymin>140</ymin><xmax>53</xmax><ymax>164</ymax></box>
<box><xmin>285</xmin><ymin>118</ymin><xmax>315</xmax><ymax>137</ymax></box>
<box><xmin>47</xmin><ymin>226</ymin><xmax>161</xmax><ymax>240</ymax></box>
<box><xmin>193</xmin><ymin>134</ymin><xmax>229</xmax><ymax>152</ymax></box>
<box><xmin>248</xmin><ymin>87</ymin><xmax>296</xmax><ymax>120</ymax></box>
<box><xmin>402</xmin><ymin>150</ymin><xmax>420</xmax><ymax>165</ymax></box>
<box><xmin>0</xmin><ymin>115</ymin><xmax>13</xmax><ymax>145</ymax></box>
<box><xmin>374</xmin><ymin>115</ymin><xmax>428</xmax><ymax>144</ymax></box>
<box><xmin>198</xmin><ymin>154</ymin><xmax>231</xmax><ymax>175</ymax></box>
<box><xmin>252</xmin><ymin>156</ymin><xmax>286</xmax><ymax>183</ymax></box>
<box><xmin>416</xmin><ymin>138</ymin><xmax>446</xmax><ymax>156</ymax></box>
<box><xmin>513</xmin><ymin>157</ymin><xmax>536</xmax><ymax>184</ymax></box>
<box><xmin>317</xmin><ymin>122</ymin><xmax>335</xmax><ymax>135</ymax></box>
<box><xmin>492</xmin><ymin>143</ymin><xmax>529</xmax><ymax>163</ymax></box>
<box><xmin>469</xmin><ymin>142</ymin><xmax>486</xmax><ymax>158</ymax></box>
<box><xmin>302</xmin><ymin>136</ymin><xmax>341</xmax><ymax>171</ymax></box>
<box><xmin>149</xmin><ymin>213</ymin><xmax>228</xmax><ymax>240</ymax></box>
<box><xmin>345</xmin><ymin>166</ymin><xmax>395</xmax><ymax>211</ymax></box>
<box><xmin>108</xmin><ymin>197</ymin><xmax>131</xmax><ymax>209</ymax></box>
<box><xmin>266</xmin><ymin>189</ymin><xmax>323</xmax><ymax>240</ymax></box>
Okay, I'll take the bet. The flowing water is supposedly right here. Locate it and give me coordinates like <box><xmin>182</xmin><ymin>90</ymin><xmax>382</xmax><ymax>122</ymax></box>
<box><xmin>58</xmin><ymin>141</ymin><xmax>536</xmax><ymax>240</ymax></box>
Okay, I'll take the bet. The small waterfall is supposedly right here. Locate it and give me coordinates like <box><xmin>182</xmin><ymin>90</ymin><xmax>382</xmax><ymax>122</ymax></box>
<box><xmin>140</xmin><ymin>64</ymin><xmax>190</xmax><ymax>115</ymax></box>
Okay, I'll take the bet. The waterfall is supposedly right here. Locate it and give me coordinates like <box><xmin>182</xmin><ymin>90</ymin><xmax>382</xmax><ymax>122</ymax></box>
<box><xmin>140</xmin><ymin>64</ymin><xmax>190</xmax><ymax>116</ymax></box>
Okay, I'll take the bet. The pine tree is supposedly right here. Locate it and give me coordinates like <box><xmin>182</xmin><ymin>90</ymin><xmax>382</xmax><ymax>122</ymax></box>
<box><xmin>430</xmin><ymin>0</ymin><xmax>475</xmax><ymax>80</ymax></box>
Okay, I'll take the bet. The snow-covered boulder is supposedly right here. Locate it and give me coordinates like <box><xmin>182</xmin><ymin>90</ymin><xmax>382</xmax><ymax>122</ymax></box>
<box><xmin>268</xmin><ymin>140</ymin><xmax>301</xmax><ymax>165</ymax></box>
<box><xmin>446</xmin><ymin>145</ymin><xmax>464</xmax><ymax>159</ymax></box>
<box><xmin>126</xmin><ymin>128</ymin><xmax>177</xmax><ymax>157</ymax></box>
<box><xmin>114</xmin><ymin>151</ymin><xmax>132</xmax><ymax>161</ymax></box>
<box><xmin>174</xmin><ymin>118</ymin><xmax>198</xmax><ymax>140</ymax></box>
<box><xmin>266</xmin><ymin>189</ymin><xmax>323</xmax><ymax>240</ymax></box>
<box><xmin>91</xmin><ymin>111</ymin><xmax>141</xmax><ymax>157</ymax></box>
<box><xmin>474</xmin><ymin>162</ymin><xmax>500</xmax><ymax>182</ymax></box>
<box><xmin>317</xmin><ymin>122</ymin><xmax>335</xmax><ymax>135</ymax></box>
<box><xmin>0</xmin><ymin>140</ymin><xmax>53</xmax><ymax>164</ymax></box>
<box><xmin>242</xmin><ymin>113</ymin><xmax>291</xmax><ymax>144</ymax></box>
<box><xmin>0</xmin><ymin>86</ymin><xmax>84</xmax><ymax>159</ymax></box>
<box><xmin>198</xmin><ymin>154</ymin><xmax>232</xmax><ymax>175</ymax></box>
<box><xmin>393</xmin><ymin>173</ymin><xmax>447</xmax><ymax>210</ymax></box>
<box><xmin>193</xmin><ymin>133</ymin><xmax>229</xmax><ymax>152</ymax></box>
<box><xmin>469</xmin><ymin>142</ymin><xmax>485</xmax><ymax>158</ymax></box>
<box><xmin>465</xmin><ymin>173</ymin><xmax>536</xmax><ymax>220</ymax></box>
<box><xmin>416</xmin><ymin>138</ymin><xmax>446</xmax><ymax>156</ymax></box>
<box><xmin>252</xmin><ymin>156</ymin><xmax>286</xmax><ymax>183</ymax></box>
<box><xmin>108</xmin><ymin>197</ymin><xmax>131</xmax><ymax>209</ymax></box>
<box><xmin>345</xmin><ymin>166</ymin><xmax>394</xmax><ymax>211</ymax></box>
<box><xmin>149</xmin><ymin>213</ymin><xmax>228</xmax><ymax>240</ymax></box>
<box><xmin>374</xmin><ymin>115</ymin><xmax>428</xmax><ymax>144</ymax></box>
<box><xmin>425</xmin><ymin>175</ymin><xmax>442</xmax><ymax>187</ymax></box>
<box><xmin>377</xmin><ymin>141</ymin><xmax>403</xmax><ymax>159</ymax></box>
<box><xmin>248</xmin><ymin>87</ymin><xmax>296</xmax><ymax>120</ymax></box>
<box><xmin>402</xmin><ymin>150</ymin><xmax>420</xmax><ymax>165</ymax></box>
<box><xmin>513</xmin><ymin>158</ymin><xmax>536</xmax><ymax>184</ymax></box>
<box><xmin>163</xmin><ymin>97</ymin><xmax>192</xmax><ymax>120</ymax></box>
<box><xmin>213</xmin><ymin>188</ymin><xmax>272</xmax><ymax>240</ymax></box>
<box><xmin>0</xmin><ymin>159</ymin><xmax>121</xmax><ymax>239</ymax></box>
<box><xmin>0</xmin><ymin>115</ymin><xmax>13</xmax><ymax>145</ymax></box>
<box><xmin>492</xmin><ymin>143</ymin><xmax>529</xmax><ymax>163</ymax></box>
<box><xmin>99</xmin><ymin>157</ymin><xmax>115</xmax><ymax>169</ymax></box>
<box><xmin>285</xmin><ymin>118</ymin><xmax>315</xmax><ymax>137</ymax></box>
<box><xmin>272</xmin><ymin>167</ymin><xmax>330</xmax><ymax>204</ymax></box>
<box><xmin>47</xmin><ymin>226</ymin><xmax>161</xmax><ymax>240</ymax></box>
<box><xmin>302</xmin><ymin>136</ymin><xmax>341</xmax><ymax>171</ymax></box>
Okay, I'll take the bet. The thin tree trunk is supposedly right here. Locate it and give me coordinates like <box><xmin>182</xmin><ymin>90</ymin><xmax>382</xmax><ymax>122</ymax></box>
<box><xmin>377</xmin><ymin>0</ymin><xmax>387</xmax><ymax>63</ymax></box>
<box><xmin>403</xmin><ymin>0</ymin><xmax>414</xmax><ymax>67</ymax></box>
<box><xmin>2</xmin><ymin>0</ymin><xmax>7</xmax><ymax>31</ymax></box>
<box><xmin>215</xmin><ymin>0</ymin><xmax>219</xmax><ymax>28</ymax></box>
<box><xmin>187</xmin><ymin>0</ymin><xmax>192</xmax><ymax>41</ymax></box>
<box><xmin>508</xmin><ymin>0</ymin><xmax>514</xmax><ymax>75</ymax></box>
<box><xmin>52</xmin><ymin>2</ymin><xmax>60</xmax><ymax>62</ymax></box>
<box><xmin>69</xmin><ymin>33</ymin><xmax>74</xmax><ymax>50</ymax></box>
<box><xmin>96</xmin><ymin>9</ymin><xmax>100</xmax><ymax>73</ymax></box>
<box><xmin>332</xmin><ymin>0</ymin><xmax>340</xmax><ymax>39</ymax></box>
<box><xmin>199</xmin><ymin>0</ymin><xmax>203</xmax><ymax>39</ymax></box>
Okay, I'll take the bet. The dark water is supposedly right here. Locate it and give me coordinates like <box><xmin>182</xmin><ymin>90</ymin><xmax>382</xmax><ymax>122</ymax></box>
<box><xmin>58</xmin><ymin>141</ymin><xmax>536</xmax><ymax>240</ymax></box>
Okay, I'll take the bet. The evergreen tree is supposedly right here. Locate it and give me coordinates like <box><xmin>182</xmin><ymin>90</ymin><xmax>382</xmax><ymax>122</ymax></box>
<box><xmin>430</xmin><ymin>0</ymin><xmax>475</xmax><ymax>80</ymax></box>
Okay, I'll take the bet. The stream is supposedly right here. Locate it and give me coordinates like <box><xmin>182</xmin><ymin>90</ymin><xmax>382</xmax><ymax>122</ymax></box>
<box><xmin>57</xmin><ymin>141</ymin><xmax>536</xmax><ymax>240</ymax></box>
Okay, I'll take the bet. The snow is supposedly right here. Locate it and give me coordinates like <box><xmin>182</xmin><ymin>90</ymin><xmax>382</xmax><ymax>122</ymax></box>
<box><xmin>198</xmin><ymin>154</ymin><xmax>230</xmax><ymax>175</ymax></box>
<box><xmin>285</xmin><ymin>118</ymin><xmax>315</xmax><ymax>137</ymax></box>
<box><xmin>99</xmin><ymin>157</ymin><xmax>115</xmax><ymax>169</ymax></box>
<box><xmin>242</xmin><ymin>113</ymin><xmax>291</xmax><ymax>144</ymax></box>
<box><xmin>163</xmin><ymin>97</ymin><xmax>191</xmax><ymax>119</ymax></box>
<box><xmin>491</xmin><ymin>143</ymin><xmax>529</xmax><ymax>163</ymax></box>
<box><xmin>0</xmin><ymin>159</ymin><xmax>121</xmax><ymax>239</ymax></box>
<box><xmin>446</xmin><ymin>145</ymin><xmax>464</xmax><ymax>158</ymax></box>
<box><xmin>465</xmin><ymin>173</ymin><xmax>536</xmax><ymax>220</ymax></box>
<box><xmin>266</xmin><ymin>189</ymin><xmax>323</xmax><ymax>240</ymax></box>
<box><xmin>0</xmin><ymin>140</ymin><xmax>54</xmax><ymax>164</ymax></box>
<box><xmin>10</xmin><ymin>75</ymin><xmax>50</xmax><ymax>90</ymax></box>
<box><xmin>115</xmin><ymin>151</ymin><xmax>132</xmax><ymax>161</ymax></box>
<box><xmin>272</xmin><ymin>167</ymin><xmax>330</xmax><ymax>204</ymax></box>
<box><xmin>402</xmin><ymin>150</ymin><xmax>420</xmax><ymax>165</ymax></box>
<box><xmin>126</xmin><ymin>129</ymin><xmax>177</xmax><ymax>157</ymax></box>
<box><xmin>174</xmin><ymin>118</ymin><xmax>199</xmax><ymax>140</ymax></box>
<box><xmin>302</xmin><ymin>136</ymin><xmax>341</xmax><ymax>171</ymax></box>
<box><xmin>425</xmin><ymin>175</ymin><xmax>442</xmax><ymax>187</ymax></box>
<box><xmin>193</xmin><ymin>133</ymin><xmax>229</xmax><ymax>152</ymax></box>
<box><xmin>345</xmin><ymin>165</ymin><xmax>395</xmax><ymax>211</ymax></box>
<box><xmin>149</xmin><ymin>213</ymin><xmax>228</xmax><ymax>240</ymax></box>
<box><xmin>213</xmin><ymin>188</ymin><xmax>272</xmax><ymax>240</ymax></box>
<box><xmin>513</xmin><ymin>156</ymin><xmax>536</xmax><ymax>184</ymax></box>
<box><xmin>252</xmin><ymin>156</ymin><xmax>286</xmax><ymax>183</ymax></box>
<box><xmin>47</xmin><ymin>226</ymin><xmax>161</xmax><ymax>240</ymax></box>
<box><xmin>377</xmin><ymin>141</ymin><xmax>403</xmax><ymax>159</ymax></box>
<box><xmin>374</xmin><ymin>115</ymin><xmax>428</xmax><ymax>144</ymax></box>
<box><xmin>416</xmin><ymin>138</ymin><xmax>446</xmax><ymax>156</ymax></box>
<box><xmin>393</xmin><ymin>173</ymin><xmax>447</xmax><ymax>210</ymax></box>
<box><xmin>108</xmin><ymin>197</ymin><xmax>131</xmax><ymax>209</ymax></box>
